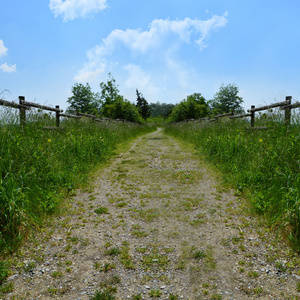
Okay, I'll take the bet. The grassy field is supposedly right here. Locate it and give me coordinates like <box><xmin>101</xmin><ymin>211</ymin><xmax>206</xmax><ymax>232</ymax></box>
<box><xmin>165</xmin><ymin>111</ymin><xmax>300</xmax><ymax>250</ymax></box>
<box><xmin>0</xmin><ymin>108</ymin><xmax>156</xmax><ymax>255</ymax></box>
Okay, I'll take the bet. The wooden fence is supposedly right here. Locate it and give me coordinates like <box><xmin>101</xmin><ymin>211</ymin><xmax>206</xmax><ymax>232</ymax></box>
<box><xmin>230</xmin><ymin>96</ymin><xmax>300</xmax><ymax>127</ymax></box>
<box><xmin>0</xmin><ymin>95</ymin><xmax>125</xmax><ymax>127</ymax></box>
<box><xmin>183</xmin><ymin>96</ymin><xmax>300</xmax><ymax>127</ymax></box>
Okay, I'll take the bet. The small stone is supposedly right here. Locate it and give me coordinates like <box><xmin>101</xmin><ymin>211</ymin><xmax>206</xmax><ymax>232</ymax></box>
<box><xmin>145</xmin><ymin>285</ymin><xmax>150</xmax><ymax>289</ymax></box>
<box><xmin>7</xmin><ymin>274</ymin><xmax>18</xmax><ymax>281</ymax></box>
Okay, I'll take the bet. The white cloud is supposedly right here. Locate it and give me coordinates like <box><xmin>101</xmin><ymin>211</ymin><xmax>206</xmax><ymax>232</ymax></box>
<box><xmin>0</xmin><ymin>40</ymin><xmax>16</xmax><ymax>73</ymax></box>
<box><xmin>49</xmin><ymin>0</ymin><xmax>108</xmax><ymax>21</ymax></box>
<box><xmin>123</xmin><ymin>64</ymin><xmax>160</xmax><ymax>98</ymax></box>
<box><xmin>0</xmin><ymin>63</ymin><xmax>16</xmax><ymax>73</ymax></box>
<box><xmin>0</xmin><ymin>40</ymin><xmax>8</xmax><ymax>57</ymax></box>
<box><xmin>74</xmin><ymin>68</ymin><xmax>104</xmax><ymax>82</ymax></box>
<box><xmin>75</xmin><ymin>14</ymin><xmax>228</xmax><ymax>83</ymax></box>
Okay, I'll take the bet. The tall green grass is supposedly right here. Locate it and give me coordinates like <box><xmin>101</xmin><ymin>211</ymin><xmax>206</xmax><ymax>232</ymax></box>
<box><xmin>0</xmin><ymin>107</ymin><xmax>156</xmax><ymax>254</ymax></box>
<box><xmin>165</xmin><ymin>111</ymin><xmax>300</xmax><ymax>249</ymax></box>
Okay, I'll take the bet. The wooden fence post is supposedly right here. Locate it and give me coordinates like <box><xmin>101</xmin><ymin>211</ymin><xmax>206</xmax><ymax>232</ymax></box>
<box><xmin>285</xmin><ymin>96</ymin><xmax>292</xmax><ymax>126</ymax></box>
<box><xmin>55</xmin><ymin>105</ymin><xmax>60</xmax><ymax>127</ymax></box>
<box><xmin>250</xmin><ymin>105</ymin><xmax>255</xmax><ymax>127</ymax></box>
<box><xmin>19</xmin><ymin>96</ymin><xmax>26</xmax><ymax>126</ymax></box>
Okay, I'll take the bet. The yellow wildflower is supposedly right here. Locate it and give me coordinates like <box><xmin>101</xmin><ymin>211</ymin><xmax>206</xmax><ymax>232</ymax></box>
<box><xmin>48</xmin><ymin>139</ymin><xmax>52</xmax><ymax>142</ymax></box>
<box><xmin>259</xmin><ymin>139</ymin><xmax>263</xmax><ymax>143</ymax></box>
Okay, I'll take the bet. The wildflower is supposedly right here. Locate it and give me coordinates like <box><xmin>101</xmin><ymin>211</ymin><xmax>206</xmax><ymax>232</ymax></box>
<box><xmin>48</xmin><ymin>139</ymin><xmax>52</xmax><ymax>142</ymax></box>
<box><xmin>259</xmin><ymin>139</ymin><xmax>263</xmax><ymax>143</ymax></box>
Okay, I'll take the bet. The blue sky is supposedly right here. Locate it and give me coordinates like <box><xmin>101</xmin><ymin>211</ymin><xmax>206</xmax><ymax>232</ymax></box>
<box><xmin>1</xmin><ymin>0</ymin><xmax>300</xmax><ymax>111</ymax></box>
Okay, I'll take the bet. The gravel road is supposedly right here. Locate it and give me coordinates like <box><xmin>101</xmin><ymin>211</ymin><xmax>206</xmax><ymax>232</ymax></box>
<box><xmin>5</xmin><ymin>128</ymin><xmax>300</xmax><ymax>299</ymax></box>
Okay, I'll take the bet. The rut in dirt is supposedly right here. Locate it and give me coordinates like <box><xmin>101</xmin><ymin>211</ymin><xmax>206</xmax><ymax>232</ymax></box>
<box><xmin>7</xmin><ymin>128</ymin><xmax>300</xmax><ymax>300</ymax></box>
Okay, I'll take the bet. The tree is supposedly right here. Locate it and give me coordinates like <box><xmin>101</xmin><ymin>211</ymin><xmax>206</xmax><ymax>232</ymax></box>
<box><xmin>149</xmin><ymin>102</ymin><xmax>175</xmax><ymax>118</ymax></box>
<box><xmin>136</xmin><ymin>89</ymin><xmax>150</xmax><ymax>120</ymax></box>
<box><xmin>99</xmin><ymin>73</ymin><xmax>120</xmax><ymax>106</ymax></box>
<box><xmin>168</xmin><ymin>93</ymin><xmax>209</xmax><ymax>122</ymax></box>
<box><xmin>66</xmin><ymin>83</ymin><xmax>100</xmax><ymax>114</ymax></box>
<box><xmin>102</xmin><ymin>95</ymin><xmax>144</xmax><ymax>123</ymax></box>
<box><xmin>210</xmin><ymin>84</ymin><xmax>244</xmax><ymax>115</ymax></box>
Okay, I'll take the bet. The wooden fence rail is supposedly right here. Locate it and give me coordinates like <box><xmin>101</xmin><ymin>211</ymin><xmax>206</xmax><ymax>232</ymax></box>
<box><xmin>180</xmin><ymin>96</ymin><xmax>299</xmax><ymax>128</ymax></box>
<box><xmin>217</xmin><ymin>96</ymin><xmax>297</xmax><ymax>127</ymax></box>
<box><xmin>0</xmin><ymin>95</ymin><xmax>129</xmax><ymax>127</ymax></box>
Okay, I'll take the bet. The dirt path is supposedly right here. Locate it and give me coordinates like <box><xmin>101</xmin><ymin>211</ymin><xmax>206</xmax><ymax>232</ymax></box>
<box><xmin>5</xmin><ymin>129</ymin><xmax>300</xmax><ymax>299</ymax></box>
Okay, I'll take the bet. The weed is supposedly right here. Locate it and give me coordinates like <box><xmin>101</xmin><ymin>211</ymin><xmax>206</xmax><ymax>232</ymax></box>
<box><xmin>131</xmin><ymin>230</ymin><xmax>148</xmax><ymax>238</ymax></box>
<box><xmin>175</xmin><ymin>259</ymin><xmax>185</xmax><ymax>270</ymax></box>
<box><xmin>0</xmin><ymin>261</ymin><xmax>9</xmax><ymax>284</ymax></box>
<box><xmin>119</xmin><ymin>246</ymin><xmax>135</xmax><ymax>269</ymax></box>
<box><xmin>23</xmin><ymin>261</ymin><xmax>35</xmax><ymax>272</ymax></box>
<box><xmin>81</xmin><ymin>238</ymin><xmax>90</xmax><ymax>246</ymax></box>
<box><xmin>248</xmin><ymin>270</ymin><xmax>259</xmax><ymax>278</ymax></box>
<box><xmin>136</xmin><ymin>247</ymin><xmax>148</xmax><ymax>253</ymax></box>
<box><xmin>107</xmin><ymin>275</ymin><xmax>121</xmax><ymax>285</ymax></box>
<box><xmin>232</xmin><ymin>236</ymin><xmax>243</xmax><ymax>244</ymax></box>
<box><xmin>169</xmin><ymin>294</ymin><xmax>179</xmax><ymax>299</ymax></box>
<box><xmin>204</xmin><ymin>248</ymin><xmax>216</xmax><ymax>269</ymax></box>
<box><xmin>47</xmin><ymin>286</ymin><xmax>58</xmax><ymax>296</ymax></box>
<box><xmin>95</xmin><ymin>206</ymin><xmax>109</xmax><ymax>215</ymax></box>
<box><xmin>193</xmin><ymin>250</ymin><xmax>206</xmax><ymax>259</ymax></box>
<box><xmin>164</xmin><ymin>247</ymin><xmax>175</xmax><ymax>253</ymax></box>
<box><xmin>211</xmin><ymin>294</ymin><xmax>222</xmax><ymax>300</ymax></box>
<box><xmin>90</xmin><ymin>289</ymin><xmax>116</xmax><ymax>300</ymax></box>
<box><xmin>132</xmin><ymin>224</ymin><xmax>141</xmax><ymax>230</ymax></box>
<box><xmin>0</xmin><ymin>282</ymin><xmax>14</xmax><ymax>294</ymax></box>
<box><xmin>105</xmin><ymin>262</ymin><xmax>116</xmax><ymax>272</ymax></box>
<box><xmin>253</xmin><ymin>286</ymin><xmax>263</xmax><ymax>295</ymax></box>
<box><xmin>67</xmin><ymin>236</ymin><xmax>79</xmax><ymax>244</ymax></box>
<box><xmin>51</xmin><ymin>270</ymin><xmax>63</xmax><ymax>278</ymax></box>
<box><xmin>166</xmin><ymin>231</ymin><xmax>180</xmax><ymax>238</ymax></box>
<box><xmin>65</xmin><ymin>244</ymin><xmax>72</xmax><ymax>251</ymax></box>
<box><xmin>142</xmin><ymin>253</ymin><xmax>169</xmax><ymax>269</ymax></box>
<box><xmin>189</xmin><ymin>219</ymin><xmax>207</xmax><ymax>227</ymax></box>
<box><xmin>105</xmin><ymin>247</ymin><xmax>121</xmax><ymax>256</ymax></box>
<box><xmin>116</xmin><ymin>201</ymin><xmax>127</xmax><ymax>208</ymax></box>
<box><xmin>131</xmin><ymin>294</ymin><xmax>142</xmax><ymax>300</ymax></box>
<box><xmin>138</xmin><ymin>208</ymin><xmax>160</xmax><ymax>222</ymax></box>
<box><xmin>149</xmin><ymin>289</ymin><xmax>162</xmax><ymax>297</ymax></box>
<box><xmin>275</xmin><ymin>261</ymin><xmax>288</xmax><ymax>272</ymax></box>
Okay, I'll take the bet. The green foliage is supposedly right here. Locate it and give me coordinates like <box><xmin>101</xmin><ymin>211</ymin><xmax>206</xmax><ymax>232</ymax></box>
<box><xmin>168</xmin><ymin>93</ymin><xmax>209</xmax><ymax>122</ymax></box>
<box><xmin>0</xmin><ymin>261</ymin><xmax>9</xmax><ymax>284</ymax></box>
<box><xmin>136</xmin><ymin>89</ymin><xmax>150</xmax><ymax>120</ymax></box>
<box><xmin>149</xmin><ymin>289</ymin><xmax>162</xmax><ymax>297</ymax></box>
<box><xmin>100</xmin><ymin>73</ymin><xmax>120</xmax><ymax>106</ymax></box>
<box><xmin>209</xmin><ymin>84</ymin><xmax>244</xmax><ymax>115</ymax></box>
<box><xmin>102</xmin><ymin>96</ymin><xmax>144</xmax><ymax>123</ymax></box>
<box><xmin>90</xmin><ymin>289</ymin><xmax>116</xmax><ymax>300</ymax></box>
<box><xmin>165</xmin><ymin>116</ymin><xmax>300</xmax><ymax>249</ymax></box>
<box><xmin>0</xmin><ymin>113</ymin><xmax>156</xmax><ymax>254</ymax></box>
<box><xmin>94</xmin><ymin>206</ymin><xmax>109</xmax><ymax>215</ymax></box>
<box><xmin>149</xmin><ymin>102</ymin><xmax>175</xmax><ymax>119</ymax></box>
<box><xmin>67</xmin><ymin>83</ymin><xmax>100</xmax><ymax>114</ymax></box>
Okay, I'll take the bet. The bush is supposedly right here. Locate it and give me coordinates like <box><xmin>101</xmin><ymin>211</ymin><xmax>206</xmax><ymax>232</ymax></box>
<box><xmin>168</xmin><ymin>93</ymin><xmax>208</xmax><ymax>122</ymax></box>
<box><xmin>102</xmin><ymin>96</ymin><xmax>144</xmax><ymax>123</ymax></box>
